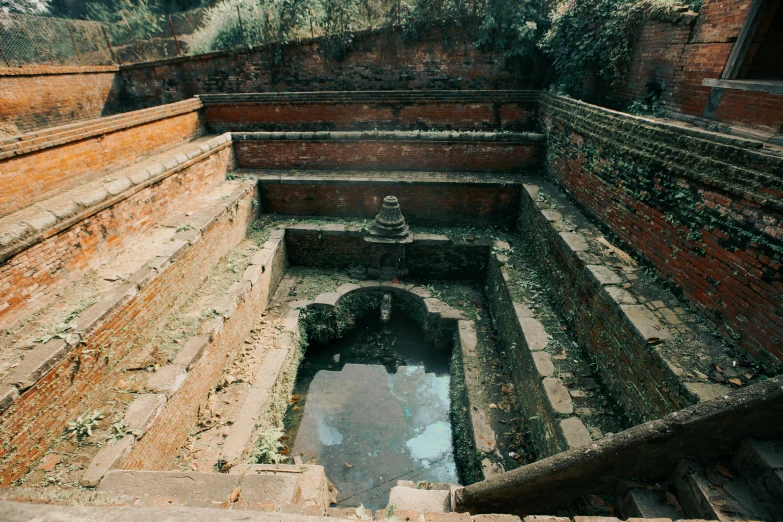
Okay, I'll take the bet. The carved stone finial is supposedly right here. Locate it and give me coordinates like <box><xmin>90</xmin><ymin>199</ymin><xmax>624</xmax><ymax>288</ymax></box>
<box><xmin>370</xmin><ymin>196</ymin><xmax>409</xmax><ymax>238</ymax></box>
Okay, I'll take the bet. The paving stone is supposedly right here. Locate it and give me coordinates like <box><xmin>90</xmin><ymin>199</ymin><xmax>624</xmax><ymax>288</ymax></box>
<box><xmin>532</xmin><ymin>351</ymin><xmax>555</xmax><ymax>377</ymax></box>
<box><xmin>543</xmin><ymin>377</ymin><xmax>573</xmax><ymax>414</ymax></box>
<box><xmin>560</xmin><ymin>417</ymin><xmax>592</xmax><ymax>448</ymax></box>
<box><xmin>146</xmin><ymin>364</ymin><xmax>187</xmax><ymax>397</ymax></box>
<box><xmin>124</xmin><ymin>394</ymin><xmax>166</xmax><ymax>438</ymax></box>
<box><xmin>80</xmin><ymin>435</ymin><xmax>135</xmax><ymax>487</ymax></box>
<box><xmin>173</xmin><ymin>336</ymin><xmax>210</xmax><ymax>369</ymax></box>
<box><xmin>458</xmin><ymin>321</ymin><xmax>478</xmax><ymax>357</ymax></box>
<box><xmin>312</xmin><ymin>292</ymin><xmax>340</xmax><ymax>308</ymax></box>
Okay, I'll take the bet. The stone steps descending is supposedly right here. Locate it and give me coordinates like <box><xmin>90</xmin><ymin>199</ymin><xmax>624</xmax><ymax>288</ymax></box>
<box><xmin>387</xmin><ymin>481</ymin><xmax>459</xmax><ymax>514</ymax></box>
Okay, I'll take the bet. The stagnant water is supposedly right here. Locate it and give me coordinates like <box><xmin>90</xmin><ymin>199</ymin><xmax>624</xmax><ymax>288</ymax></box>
<box><xmin>284</xmin><ymin>311</ymin><xmax>458</xmax><ymax>509</ymax></box>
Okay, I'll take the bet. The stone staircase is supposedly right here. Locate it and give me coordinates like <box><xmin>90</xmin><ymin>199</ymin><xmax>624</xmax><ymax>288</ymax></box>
<box><xmin>617</xmin><ymin>438</ymin><xmax>783</xmax><ymax>521</ymax></box>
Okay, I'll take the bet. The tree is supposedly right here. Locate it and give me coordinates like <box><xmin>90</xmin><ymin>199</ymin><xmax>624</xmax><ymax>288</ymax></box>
<box><xmin>1</xmin><ymin>0</ymin><xmax>44</xmax><ymax>14</ymax></box>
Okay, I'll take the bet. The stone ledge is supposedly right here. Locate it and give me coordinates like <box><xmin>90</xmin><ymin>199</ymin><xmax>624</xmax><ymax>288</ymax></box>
<box><xmin>124</xmin><ymin>394</ymin><xmax>166</xmax><ymax>438</ymax></box>
<box><xmin>80</xmin><ymin>435</ymin><xmax>135</xmax><ymax>487</ymax></box>
<box><xmin>0</xmin><ymin>133</ymin><xmax>235</xmax><ymax>263</ymax></box>
<box><xmin>198</xmin><ymin>90</ymin><xmax>539</xmax><ymax>104</ymax></box>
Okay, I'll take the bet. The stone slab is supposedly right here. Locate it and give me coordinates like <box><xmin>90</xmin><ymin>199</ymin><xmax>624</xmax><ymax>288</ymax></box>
<box><xmin>98</xmin><ymin>470</ymin><xmax>239</xmax><ymax>501</ymax></box>
<box><xmin>80</xmin><ymin>435</ymin><xmax>135</xmax><ymax>487</ymax></box>
<box><xmin>146</xmin><ymin>364</ymin><xmax>187</xmax><ymax>397</ymax></box>
<box><xmin>3</xmin><ymin>338</ymin><xmax>70</xmax><ymax>391</ymax></box>
<box><xmin>0</xmin><ymin>385</ymin><xmax>19</xmax><ymax>413</ymax></box>
<box><xmin>620</xmin><ymin>305</ymin><xmax>671</xmax><ymax>343</ymax></box>
<box><xmin>172</xmin><ymin>336</ymin><xmax>210</xmax><ymax>370</ymax></box>
<box><xmin>543</xmin><ymin>377</ymin><xmax>573</xmax><ymax>415</ymax></box>
<box><xmin>586</xmin><ymin>265</ymin><xmax>624</xmax><ymax>286</ymax></box>
<box><xmin>532</xmin><ymin>352</ymin><xmax>555</xmax><ymax>377</ymax></box>
<box><xmin>388</xmin><ymin>487</ymin><xmax>450</xmax><ymax>514</ymax></box>
<box><xmin>560</xmin><ymin>417</ymin><xmax>592</xmax><ymax>449</ymax></box>
<box><xmin>124</xmin><ymin>394</ymin><xmax>166</xmax><ymax>438</ymax></box>
<box><xmin>519</xmin><ymin>318</ymin><xmax>548</xmax><ymax>351</ymax></box>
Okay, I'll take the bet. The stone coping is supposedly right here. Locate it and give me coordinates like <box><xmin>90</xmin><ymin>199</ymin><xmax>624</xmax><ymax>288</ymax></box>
<box><xmin>0</xmin><ymin>98</ymin><xmax>203</xmax><ymax>158</ymax></box>
<box><xmin>487</xmin><ymin>240</ymin><xmax>593</xmax><ymax>457</ymax></box>
<box><xmin>246</xmin><ymin>169</ymin><xmax>527</xmax><ymax>185</ymax></box>
<box><xmin>0</xmin><ymin>179</ymin><xmax>254</xmax><ymax>419</ymax></box>
<box><xmin>542</xmin><ymin>94</ymin><xmax>783</xmax><ymax>211</ymax></box>
<box><xmin>0</xmin><ymin>65</ymin><xmax>119</xmax><ymax>76</ymax></box>
<box><xmin>198</xmin><ymin>90</ymin><xmax>540</xmax><ymax>104</ymax></box>
<box><xmin>0</xmin><ymin>133</ymin><xmax>231</xmax><ymax>264</ymax></box>
<box><xmin>233</xmin><ymin>130</ymin><xmax>544</xmax><ymax>143</ymax></box>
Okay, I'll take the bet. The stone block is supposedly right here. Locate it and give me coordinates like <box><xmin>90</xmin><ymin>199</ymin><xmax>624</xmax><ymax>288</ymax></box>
<box><xmin>104</xmin><ymin>177</ymin><xmax>132</xmax><ymax>196</ymax></box>
<box><xmin>336</xmin><ymin>283</ymin><xmax>361</xmax><ymax>295</ymax></box>
<box><xmin>389</xmin><ymin>487</ymin><xmax>450</xmax><ymax>514</ymax></box>
<box><xmin>0</xmin><ymin>385</ymin><xmax>19</xmax><ymax>413</ymax></box>
<box><xmin>560</xmin><ymin>417</ymin><xmax>592</xmax><ymax>448</ymax></box>
<box><xmin>532</xmin><ymin>352</ymin><xmax>555</xmax><ymax>377</ymax></box>
<box><xmin>75</xmin><ymin>187</ymin><xmax>109</xmax><ymax>208</ymax></box>
<box><xmin>98</xmin><ymin>470</ymin><xmax>239</xmax><ymax>501</ymax></box>
<box><xmin>586</xmin><ymin>265</ymin><xmax>624</xmax><ymax>286</ymax></box>
<box><xmin>4</xmin><ymin>338</ymin><xmax>70</xmax><ymax>391</ymax></box>
<box><xmin>146</xmin><ymin>364</ymin><xmax>187</xmax><ymax>397</ymax></box>
<box><xmin>76</xmin><ymin>283</ymin><xmax>138</xmax><ymax>334</ymax></box>
<box><xmin>494</xmin><ymin>240</ymin><xmax>511</xmax><ymax>251</ymax></box>
<box><xmin>523</xmin><ymin>517</ymin><xmax>570</xmax><ymax>522</ymax></box>
<box><xmin>573</xmin><ymin>518</ymin><xmax>621</xmax><ymax>522</ymax></box>
<box><xmin>250</xmin><ymin>248</ymin><xmax>274</xmax><ymax>267</ymax></box>
<box><xmin>47</xmin><ymin>199</ymin><xmax>80</xmax><ymax>220</ymax></box>
<box><xmin>22</xmin><ymin>210</ymin><xmax>57</xmax><ymax>233</ymax></box>
<box><xmin>228</xmin><ymin>280</ymin><xmax>252</xmax><ymax>301</ymax></box>
<box><xmin>158</xmin><ymin>239</ymin><xmax>188</xmax><ymax>261</ymax></box>
<box><xmin>474</xmin><ymin>515</ymin><xmax>522</xmax><ymax>522</ymax></box>
<box><xmin>172</xmin><ymin>336</ymin><xmax>211</xmax><ymax>371</ymax></box>
<box><xmin>198</xmin><ymin>316</ymin><xmax>224</xmax><ymax>340</ymax></box>
<box><xmin>605</xmin><ymin>286</ymin><xmax>637</xmax><ymax>305</ymax></box>
<box><xmin>519</xmin><ymin>318</ymin><xmax>548</xmax><ymax>351</ymax></box>
<box><xmin>541</xmin><ymin>210</ymin><xmax>562</xmax><ymax>222</ymax></box>
<box><xmin>80</xmin><ymin>435</ymin><xmax>134</xmax><ymax>487</ymax></box>
<box><xmin>0</xmin><ymin>220</ymin><xmax>32</xmax><ymax>249</ymax></box>
<box><xmin>124</xmin><ymin>394</ymin><xmax>166</xmax><ymax>438</ymax></box>
<box><xmin>458</xmin><ymin>321</ymin><xmax>478</xmax><ymax>357</ymax></box>
<box><xmin>127</xmin><ymin>266</ymin><xmax>157</xmax><ymax>289</ymax></box>
<box><xmin>312</xmin><ymin>292</ymin><xmax>340</xmax><ymax>308</ymax></box>
<box><xmin>620</xmin><ymin>305</ymin><xmax>671</xmax><ymax>343</ymax></box>
<box><xmin>543</xmin><ymin>377</ymin><xmax>573</xmax><ymax>414</ymax></box>
<box><xmin>243</xmin><ymin>264</ymin><xmax>264</xmax><ymax>286</ymax></box>
<box><xmin>559</xmin><ymin>231</ymin><xmax>589</xmax><ymax>252</ymax></box>
<box><xmin>213</xmin><ymin>294</ymin><xmax>238</xmax><ymax>319</ymax></box>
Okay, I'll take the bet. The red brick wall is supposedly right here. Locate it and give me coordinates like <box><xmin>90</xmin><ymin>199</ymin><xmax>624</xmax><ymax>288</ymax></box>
<box><xmin>235</xmin><ymin>140</ymin><xmax>543</xmax><ymax>172</ymax></box>
<box><xmin>0</xmin><ymin>185</ymin><xmax>255</xmax><ymax>485</ymax></box>
<box><xmin>204</xmin><ymin>99</ymin><xmax>538</xmax><ymax>133</ymax></box>
<box><xmin>0</xmin><ymin>66</ymin><xmax>121</xmax><ymax>137</ymax></box>
<box><xmin>0</xmin><ymin>145</ymin><xmax>233</xmax><ymax>330</ymax></box>
<box><xmin>258</xmin><ymin>181</ymin><xmax>522</xmax><ymax>226</ymax></box>
<box><xmin>543</xmin><ymin>94</ymin><xmax>783</xmax><ymax>371</ymax></box>
<box><xmin>119</xmin><ymin>26</ymin><xmax>526</xmax><ymax>111</ymax></box>
<box><xmin>0</xmin><ymin>105</ymin><xmax>203</xmax><ymax>218</ymax></box>
<box><xmin>122</xmin><ymin>235</ymin><xmax>285</xmax><ymax>471</ymax></box>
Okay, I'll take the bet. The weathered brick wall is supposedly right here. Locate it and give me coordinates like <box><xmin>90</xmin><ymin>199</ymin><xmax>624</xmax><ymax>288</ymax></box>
<box><xmin>118</xmin><ymin>26</ymin><xmax>527</xmax><ymax>111</ymax></box>
<box><xmin>601</xmin><ymin>13</ymin><xmax>696</xmax><ymax>109</ymax></box>
<box><xmin>0</xmin><ymin>143</ymin><xmax>233</xmax><ymax>330</ymax></box>
<box><xmin>541</xmin><ymin>94</ymin><xmax>783</xmax><ymax>372</ymax></box>
<box><xmin>0</xmin><ymin>185</ymin><xmax>255</xmax><ymax>485</ymax></box>
<box><xmin>0</xmin><ymin>99</ymin><xmax>204</xmax><ymax>218</ymax></box>
<box><xmin>200</xmin><ymin>91</ymin><xmax>540</xmax><ymax>133</ymax></box>
<box><xmin>257</xmin><ymin>179</ymin><xmax>522</xmax><ymax>226</ymax></box>
<box><xmin>0</xmin><ymin>66</ymin><xmax>122</xmax><ymax>137</ymax></box>
<box><xmin>234</xmin><ymin>134</ymin><xmax>544</xmax><ymax>173</ymax></box>
<box><xmin>284</xmin><ymin>225</ymin><xmax>489</xmax><ymax>279</ymax></box>
<box><xmin>122</xmin><ymin>233</ymin><xmax>286</xmax><ymax>471</ymax></box>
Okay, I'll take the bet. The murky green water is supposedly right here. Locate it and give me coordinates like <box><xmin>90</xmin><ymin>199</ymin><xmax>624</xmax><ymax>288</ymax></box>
<box><xmin>284</xmin><ymin>311</ymin><xmax>458</xmax><ymax>509</ymax></box>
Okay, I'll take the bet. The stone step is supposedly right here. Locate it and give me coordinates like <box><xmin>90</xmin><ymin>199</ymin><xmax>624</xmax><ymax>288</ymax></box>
<box><xmin>619</xmin><ymin>488</ymin><xmax>681</xmax><ymax>520</ymax></box>
<box><xmin>97</xmin><ymin>469</ymin><xmax>305</xmax><ymax>508</ymax></box>
<box><xmin>671</xmin><ymin>459</ymin><xmax>772</xmax><ymax>521</ymax></box>
<box><xmin>731</xmin><ymin>438</ymin><xmax>783</xmax><ymax>519</ymax></box>
<box><xmin>387</xmin><ymin>486</ymin><xmax>452</xmax><ymax>514</ymax></box>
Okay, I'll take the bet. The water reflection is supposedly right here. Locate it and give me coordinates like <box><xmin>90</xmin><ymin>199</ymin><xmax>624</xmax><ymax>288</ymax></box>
<box><xmin>285</xmin><ymin>312</ymin><xmax>458</xmax><ymax>509</ymax></box>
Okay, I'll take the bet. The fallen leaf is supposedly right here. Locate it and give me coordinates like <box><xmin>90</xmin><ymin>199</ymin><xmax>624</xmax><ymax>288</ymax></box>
<box><xmin>622</xmin><ymin>282</ymin><xmax>632</xmax><ymax>289</ymax></box>
<box><xmin>290</xmin><ymin>394</ymin><xmax>300</xmax><ymax>403</ymax></box>
<box><xmin>489</xmin><ymin>403</ymin><xmax>498</xmax><ymax>409</ymax></box>
<box><xmin>589</xmin><ymin>495</ymin><xmax>605</xmax><ymax>507</ymax></box>
<box><xmin>666</xmin><ymin>492</ymin><xmax>683</xmax><ymax>514</ymax></box>
<box><xmin>458</xmin><ymin>300</ymin><xmax>466</xmax><ymax>306</ymax></box>
<box><xmin>345</xmin><ymin>462</ymin><xmax>354</xmax><ymax>468</ymax></box>
<box><xmin>647</xmin><ymin>337</ymin><xmax>661</xmax><ymax>345</ymax></box>
<box><xmin>230</xmin><ymin>487</ymin><xmax>241</xmax><ymax>503</ymax></box>
<box><xmin>729</xmin><ymin>378</ymin><xmax>742</xmax><ymax>387</ymax></box>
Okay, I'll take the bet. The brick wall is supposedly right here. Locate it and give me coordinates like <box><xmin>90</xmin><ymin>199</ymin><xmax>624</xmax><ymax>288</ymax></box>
<box><xmin>118</xmin><ymin>26</ymin><xmax>527</xmax><ymax>111</ymax></box>
<box><xmin>0</xmin><ymin>66</ymin><xmax>122</xmax><ymax>137</ymax></box>
<box><xmin>0</xmin><ymin>100</ymin><xmax>204</xmax><ymax>218</ymax></box>
<box><xmin>200</xmin><ymin>91</ymin><xmax>540</xmax><ymax>133</ymax></box>
<box><xmin>0</xmin><ymin>144</ymin><xmax>233</xmax><ymax>330</ymax></box>
<box><xmin>284</xmin><ymin>225</ymin><xmax>490</xmax><ymax>280</ymax></box>
<box><xmin>542</xmin><ymin>94</ymin><xmax>783</xmax><ymax>372</ymax></box>
<box><xmin>0</xmin><ymin>185</ymin><xmax>255</xmax><ymax>485</ymax></box>
<box><xmin>122</xmin><ymin>234</ymin><xmax>286</xmax><ymax>471</ymax></box>
<box><xmin>257</xmin><ymin>179</ymin><xmax>522</xmax><ymax>226</ymax></box>
<box><xmin>234</xmin><ymin>136</ymin><xmax>543</xmax><ymax>173</ymax></box>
